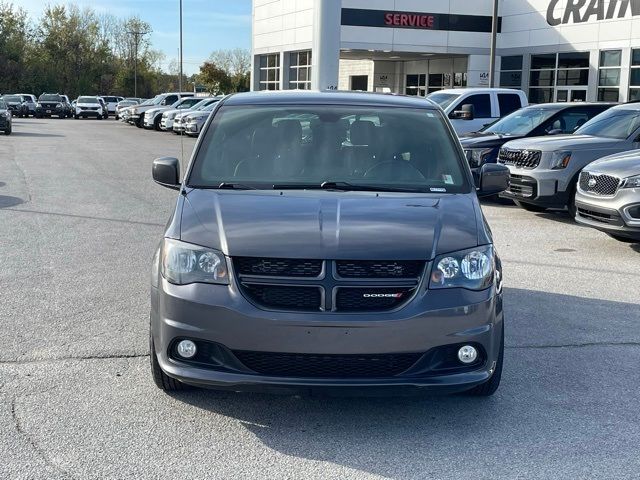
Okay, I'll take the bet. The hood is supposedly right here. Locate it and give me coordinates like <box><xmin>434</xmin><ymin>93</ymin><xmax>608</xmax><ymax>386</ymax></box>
<box><xmin>163</xmin><ymin>108</ymin><xmax>183</xmax><ymax>116</ymax></box>
<box><xmin>502</xmin><ymin>135</ymin><xmax>622</xmax><ymax>152</ymax></box>
<box><xmin>188</xmin><ymin>111</ymin><xmax>210</xmax><ymax>120</ymax></box>
<box><xmin>77</xmin><ymin>102</ymin><xmax>99</xmax><ymax>107</ymax></box>
<box><xmin>586</xmin><ymin>149</ymin><xmax>640</xmax><ymax>177</ymax></box>
<box><xmin>459</xmin><ymin>132</ymin><xmax>525</xmax><ymax>149</ymax></box>
<box><xmin>179</xmin><ymin>190</ymin><xmax>481</xmax><ymax>260</ymax></box>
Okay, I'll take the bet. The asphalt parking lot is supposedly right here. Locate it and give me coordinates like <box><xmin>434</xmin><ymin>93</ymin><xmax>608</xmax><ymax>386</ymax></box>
<box><xmin>1</xmin><ymin>116</ymin><xmax>639</xmax><ymax>480</ymax></box>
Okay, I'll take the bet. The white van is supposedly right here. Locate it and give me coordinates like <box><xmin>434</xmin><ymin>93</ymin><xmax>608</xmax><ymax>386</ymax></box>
<box><xmin>427</xmin><ymin>88</ymin><xmax>528</xmax><ymax>135</ymax></box>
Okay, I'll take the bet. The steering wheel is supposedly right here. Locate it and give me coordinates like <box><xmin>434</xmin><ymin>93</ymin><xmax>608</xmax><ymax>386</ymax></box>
<box><xmin>363</xmin><ymin>160</ymin><xmax>426</xmax><ymax>182</ymax></box>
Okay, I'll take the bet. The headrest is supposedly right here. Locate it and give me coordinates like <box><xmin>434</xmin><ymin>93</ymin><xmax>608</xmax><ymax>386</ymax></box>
<box><xmin>349</xmin><ymin>120</ymin><xmax>376</xmax><ymax>146</ymax></box>
<box><xmin>275</xmin><ymin>119</ymin><xmax>302</xmax><ymax>144</ymax></box>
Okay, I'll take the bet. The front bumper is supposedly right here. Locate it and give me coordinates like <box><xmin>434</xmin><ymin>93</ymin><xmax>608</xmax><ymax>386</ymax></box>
<box><xmin>151</xmin><ymin>277</ymin><xmax>503</xmax><ymax>392</ymax></box>
<box><xmin>185</xmin><ymin>123</ymin><xmax>200</xmax><ymax>135</ymax></box>
<box><xmin>500</xmin><ymin>166</ymin><xmax>572</xmax><ymax>208</ymax></box>
<box><xmin>160</xmin><ymin>118</ymin><xmax>174</xmax><ymax>130</ymax></box>
<box><xmin>575</xmin><ymin>189</ymin><xmax>640</xmax><ymax>238</ymax></box>
<box><xmin>36</xmin><ymin>106</ymin><xmax>64</xmax><ymax>116</ymax></box>
<box><xmin>76</xmin><ymin>109</ymin><xmax>101</xmax><ymax>117</ymax></box>
<box><xmin>144</xmin><ymin>116</ymin><xmax>155</xmax><ymax>128</ymax></box>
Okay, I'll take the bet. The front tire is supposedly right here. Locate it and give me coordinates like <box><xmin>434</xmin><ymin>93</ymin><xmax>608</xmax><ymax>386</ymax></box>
<box><xmin>150</xmin><ymin>334</ymin><xmax>187</xmax><ymax>392</ymax></box>
<box><xmin>465</xmin><ymin>323</ymin><xmax>504</xmax><ymax>397</ymax></box>
<box><xmin>4</xmin><ymin>125</ymin><xmax>11</xmax><ymax>135</ymax></box>
<box><xmin>514</xmin><ymin>200</ymin><xmax>547</xmax><ymax>213</ymax></box>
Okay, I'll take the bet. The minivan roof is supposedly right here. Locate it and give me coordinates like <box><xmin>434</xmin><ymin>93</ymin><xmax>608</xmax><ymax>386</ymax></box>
<box><xmin>223</xmin><ymin>90</ymin><xmax>440</xmax><ymax>109</ymax></box>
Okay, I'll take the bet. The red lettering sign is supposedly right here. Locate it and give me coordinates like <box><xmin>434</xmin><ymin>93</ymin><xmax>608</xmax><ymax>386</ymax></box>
<box><xmin>383</xmin><ymin>12</ymin><xmax>436</xmax><ymax>29</ymax></box>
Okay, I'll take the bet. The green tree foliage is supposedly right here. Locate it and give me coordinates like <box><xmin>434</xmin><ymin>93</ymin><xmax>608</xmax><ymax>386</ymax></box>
<box><xmin>0</xmin><ymin>1</ymin><xmax>176</xmax><ymax>98</ymax></box>
<box><xmin>199</xmin><ymin>48</ymin><xmax>250</xmax><ymax>94</ymax></box>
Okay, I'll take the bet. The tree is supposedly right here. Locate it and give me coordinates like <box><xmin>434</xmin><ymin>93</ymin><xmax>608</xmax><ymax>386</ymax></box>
<box><xmin>198</xmin><ymin>61</ymin><xmax>232</xmax><ymax>95</ymax></box>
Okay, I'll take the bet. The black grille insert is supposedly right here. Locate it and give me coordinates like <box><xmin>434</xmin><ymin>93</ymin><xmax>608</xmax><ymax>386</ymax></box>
<box><xmin>235</xmin><ymin>257</ymin><xmax>322</xmax><ymax>277</ymax></box>
<box><xmin>579</xmin><ymin>172</ymin><xmax>620</xmax><ymax>196</ymax></box>
<box><xmin>242</xmin><ymin>284</ymin><xmax>322</xmax><ymax>311</ymax></box>
<box><xmin>336</xmin><ymin>287</ymin><xmax>415</xmax><ymax>312</ymax></box>
<box><xmin>233</xmin><ymin>350</ymin><xmax>422</xmax><ymax>378</ymax></box>
<box><xmin>336</xmin><ymin>260</ymin><xmax>424</xmax><ymax>278</ymax></box>
<box><xmin>498</xmin><ymin>148</ymin><xmax>541</xmax><ymax>168</ymax></box>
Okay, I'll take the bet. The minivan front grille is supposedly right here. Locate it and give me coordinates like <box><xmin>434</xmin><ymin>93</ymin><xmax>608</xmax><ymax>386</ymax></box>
<box><xmin>498</xmin><ymin>148</ymin><xmax>541</xmax><ymax>169</ymax></box>
<box><xmin>234</xmin><ymin>257</ymin><xmax>322</xmax><ymax>277</ymax></box>
<box><xmin>242</xmin><ymin>284</ymin><xmax>322</xmax><ymax>311</ymax></box>
<box><xmin>234</xmin><ymin>258</ymin><xmax>423</xmax><ymax>313</ymax></box>
<box><xmin>336</xmin><ymin>260</ymin><xmax>423</xmax><ymax>278</ymax></box>
<box><xmin>579</xmin><ymin>172</ymin><xmax>620</xmax><ymax>196</ymax></box>
<box><xmin>232</xmin><ymin>350</ymin><xmax>422</xmax><ymax>378</ymax></box>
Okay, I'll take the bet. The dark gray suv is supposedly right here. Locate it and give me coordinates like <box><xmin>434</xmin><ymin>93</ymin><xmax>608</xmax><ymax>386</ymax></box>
<box><xmin>150</xmin><ymin>91</ymin><xmax>509</xmax><ymax>396</ymax></box>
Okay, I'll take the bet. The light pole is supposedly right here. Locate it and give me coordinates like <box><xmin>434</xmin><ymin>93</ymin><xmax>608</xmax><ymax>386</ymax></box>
<box><xmin>128</xmin><ymin>29</ymin><xmax>151</xmax><ymax>97</ymax></box>
<box><xmin>489</xmin><ymin>0</ymin><xmax>499</xmax><ymax>88</ymax></box>
<box><xmin>179</xmin><ymin>0</ymin><xmax>183</xmax><ymax>93</ymax></box>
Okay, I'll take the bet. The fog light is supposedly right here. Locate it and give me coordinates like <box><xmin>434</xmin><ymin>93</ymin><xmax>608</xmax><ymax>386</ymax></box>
<box><xmin>457</xmin><ymin>345</ymin><xmax>478</xmax><ymax>364</ymax></box>
<box><xmin>176</xmin><ymin>340</ymin><xmax>197</xmax><ymax>359</ymax></box>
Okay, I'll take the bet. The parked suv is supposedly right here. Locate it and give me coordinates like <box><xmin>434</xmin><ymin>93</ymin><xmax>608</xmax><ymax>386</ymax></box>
<box><xmin>461</xmin><ymin>103</ymin><xmax>615</xmax><ymax>175</ymax></box>
<box><xmin>499</xmin><ymin>103</ymin><xmax>640</xmax><ymax>215</ymax></box>
<box><xmin>1</xmin><ymin>95</ymin><xmax>28</xmax><ymax>117</ymax></box>
<box><xmin>36</xmin><ymin>93</ymin><xmax>66</xmax><ymax>118</ymax></box>
<box><xmin>17</xmin><ymin>94</ymin><xmax>37</xmax><ymax>116</ymax></box>
<box><xmin>129</xmin><ymin>92</ymin><xmax>193</xmax><ymax>128</ymax></box>
<box><xmin>74</xmin><ymin>96</ymin><xmax>105</xmax><ymax>119</ymax></box>
<box><xmin>575</xmin><ymin>151</ymin><xmax>640</xmax><ymax>242</ymax></box>
<box><xmin>427</xmin><ymin>88</ymin><xmax>527</xmax><ymax>135</ymax></box>
<box><xmin>144</xmin><ymin>96</ymin><xmax>202</xmax><ymax>130</ymax></box>
<box><xmin>0</xmin><ymin>98</ymin><xmax>12</xmax><ymax>135</ymax></box>
<box><xmin>149</xmin><ymin>91</ymin><xmax>509</xmax><ymax>396</ymax></box>
<box><xmin>101</xmin><ymin>96</ymin><xmax>124</xmax><ymax>115</ymax></box>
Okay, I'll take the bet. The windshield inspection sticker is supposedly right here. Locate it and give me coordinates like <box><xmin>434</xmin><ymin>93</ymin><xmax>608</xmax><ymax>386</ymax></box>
<box><xmin>430</xmin><ymin>187</ymin><xmax>447</xmax><ymax>192</ymax></box>
<box><xmin>442</xmin><ymin>174</ymin><xmax>454</xmax><ymax>185</ymax></box>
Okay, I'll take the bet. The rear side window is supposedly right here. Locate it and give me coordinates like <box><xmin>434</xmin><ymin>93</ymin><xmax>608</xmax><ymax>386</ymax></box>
<box><xmin>458</xmin><ymin>94</ymin><xmax>492</xmax><ymax>118</ymax></box>
<box><xmin>498</xmin><ymin>93</ymin><xmax>522</xmax><ymax>117</ymax></box>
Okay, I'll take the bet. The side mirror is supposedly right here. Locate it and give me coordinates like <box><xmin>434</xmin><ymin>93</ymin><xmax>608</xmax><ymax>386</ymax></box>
<box><xmin>477</xmin><ymin>163</ymin><xmax>510</xmax><ymax>197</ymax></box>
<box><xmin>451</xmin><ymin>104</ymin><xmax>475</xmax><ymax>121</ymax></box>
<box><xmin>152</xmin><ymin>157</ymin><xmax>181</xmax><ymax>190</ymax></box>
<box><xmin>547</xmin><ymin>128</ymin><xmax>563</xmax><ymax>135</ymax></box>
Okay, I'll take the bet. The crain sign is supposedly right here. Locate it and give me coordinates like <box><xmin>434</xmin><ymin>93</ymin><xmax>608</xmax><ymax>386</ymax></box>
<box><xmin>547</xmin><ymin>0</ymin><xmax>640</xmax><ymax>26</ymax></box>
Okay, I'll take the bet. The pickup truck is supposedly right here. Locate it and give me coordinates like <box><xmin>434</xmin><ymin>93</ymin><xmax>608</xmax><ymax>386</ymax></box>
<box><xmin>427</xmin><ymin>88</ymin><xmax>528</xmax><ymax>135</ymax></box>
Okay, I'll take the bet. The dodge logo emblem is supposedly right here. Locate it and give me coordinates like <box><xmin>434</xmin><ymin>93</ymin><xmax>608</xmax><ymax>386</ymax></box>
<box><xmin>588</xmin><ymin>178</ymin><xmax>597</xmax><ymax>188</ymax></box>
<box><xmin>363</xmin><ymin>293</ymin><xmax>404</xmax><ymax>298</ymax></box>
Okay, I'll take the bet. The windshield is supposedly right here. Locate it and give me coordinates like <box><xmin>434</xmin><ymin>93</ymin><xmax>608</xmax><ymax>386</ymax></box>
<box><xmin>119</xmin><ymin>100</ymin><xmax>136</xmax><ymax>106</ymax></box>
<box><xmin>40</xmin><ymin>94</ymin><xmax>61</xmax><ymax>102</ymax></box>
<box><xmin>78</xmin><ymin>97</ymin><xmax>98</xmax><ymax>104</ymax></box>
<box><xmin>484</xmin><ymin>108</ymin><xmax>559</xmax><ymax>135</ymax></box>
<box><xmin>4</xmin><ymin>95</ymin><xmax>21</xmax><ymax>102</ymax></box>
<box><xmin>575</xmin><ymin>108</ymin><xmax>640</xmax><ymax>139</ymax></box>
<box><xmin>426</xmin><ymin>93</ymin><xmax>460</xmax><ymax>110</ymax></box>
<box><xmin>189</xmin><ymin>105</ymin><xmax>469</xmax><ymax>193</ymax></box>
<box><xmin>151</xmin><ymin>95</ymin><xmax>166</xmax><ymax>105</ymax></box>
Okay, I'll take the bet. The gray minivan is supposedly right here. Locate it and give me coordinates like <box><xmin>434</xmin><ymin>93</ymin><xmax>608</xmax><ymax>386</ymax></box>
<box><xmin>150</xmin><ymin>91</ymin><xmax>509</xmax><ymax>396</ymax></box>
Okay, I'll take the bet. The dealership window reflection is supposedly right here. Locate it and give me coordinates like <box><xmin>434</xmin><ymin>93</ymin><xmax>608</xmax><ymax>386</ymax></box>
<box><xmin>259</xmin><ymin>54</ymin><xmax>280</xmax><ymax>91</ymax></box>
<box><xmin>598</xmin><ymin>50</ymin><xmax>621</xmax><ymax>102</ymax></box>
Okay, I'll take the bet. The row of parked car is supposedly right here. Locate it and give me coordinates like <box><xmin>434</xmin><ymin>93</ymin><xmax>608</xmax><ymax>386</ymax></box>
<box><xmin>116</xmin><ymin>92</ymin><xmax>222</xmax><ymax>137</ymax></box>
<box><xmin>433</xmin><ymin>88</ymin><xmax>640</xmax><ymax>243</ymax></box>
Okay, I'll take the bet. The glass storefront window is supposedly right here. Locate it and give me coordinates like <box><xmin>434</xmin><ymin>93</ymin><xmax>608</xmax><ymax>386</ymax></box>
<box><xmin>500</xmin><ymin>56</ymin><xmax>523</xmax><ymax>88</ymax></box>
<box><xmin>289</xmin><ymin>51</ymin><xmax>312</xmax><ymax>90</ymax></box>
<box><xmin>599</xmin><ymin>50</ymin><xmax>621</xmax><ymax>102</ymax></box>
<box><xmin>630</xmin><ymin>49</ymin><xmax>640</xmax><ymax>101</ymax></box>
<box><xmin>258</xmin><ymin>54</ymin><xmax>280</xmax><ymax>91</ymax></box>
<box><xmin>405</xmin><ymin>74</ymin><xmax>426</xmax><ymax>96</ymax></box>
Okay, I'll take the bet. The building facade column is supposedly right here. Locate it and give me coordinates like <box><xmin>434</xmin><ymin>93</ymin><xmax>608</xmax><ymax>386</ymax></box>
<box><xmin>311</xmin><ymin>0</ymin><xmax>341</xmax><ymax>91</ymax></box>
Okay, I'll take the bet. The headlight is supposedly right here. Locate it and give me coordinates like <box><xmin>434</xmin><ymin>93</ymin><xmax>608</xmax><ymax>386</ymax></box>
<box><xmin>550</xmin><ymin>151</ymin><xmax>572</xmax><ymax>170</ymax></box>
<box><xmin>429</xmin><ymin>245</ymin><xmax>495</xmax><ymax>290</ymax></box>
<box><xmin>621</xmin><ymin>174</ymin><xmax>640</xmax><ymax>189</ymax></box>
<box><xmin>56</xmin><ymin>102</ymin><xmax>62</xmax><ymax>107</ymax></box>
<box><xmin>36</xmin><ymin>102</ymin><xmax>42</xmax><ymax>108</ymax></box>
<box><xmin>161</xmin><ymin>238</ymin><xmax>228</xmax><ymax>285</ymax></box>
<box><xmin>464</xmin><ymin>148</ymin><xmax>495</xmax><ymax>168</ymax></box>
<box><xmin>167</xmin><ymin>112</ymin><xmax>176</xmax><ymax>119</ymax></box>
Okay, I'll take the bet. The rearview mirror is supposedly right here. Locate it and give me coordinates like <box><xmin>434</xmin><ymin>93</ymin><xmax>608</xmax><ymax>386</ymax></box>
<box><xmin>152</xmin><ymin>157</ymin><xmax>181</xmax><ymax>190</ymax></box>
<box><xmin>451</xmin><ymin>104</ymin><xmax>475</xmax><ymax>121</ymax></box>
<box><xmin>477</xmin><ymin>163</ymin><xmax>510</xmax><ymax>197</ymax></box>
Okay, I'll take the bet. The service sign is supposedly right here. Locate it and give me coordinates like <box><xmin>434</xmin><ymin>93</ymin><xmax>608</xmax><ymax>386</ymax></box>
<box><xmin>341</xmin><ymin>9</ymin><xmax>500</xmax><ymax>34</ymax></box>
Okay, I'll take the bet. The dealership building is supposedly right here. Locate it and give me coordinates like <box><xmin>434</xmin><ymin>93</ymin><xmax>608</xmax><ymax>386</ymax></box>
<box><xmin>251</xmin><ymin>0</ymin><xmax>640</xmax><ymax>103</ymax></box>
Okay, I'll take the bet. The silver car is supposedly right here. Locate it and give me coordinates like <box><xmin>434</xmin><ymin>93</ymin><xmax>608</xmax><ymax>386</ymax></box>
<box><xmin>575</xmin><ymin>151</ymin><xmax>640</xmax><ymax>242</ymax></box>
<box><xmin>499</xmin><ymin>103</ymin><xmax>640</xmax><ymax>216</ymax></box>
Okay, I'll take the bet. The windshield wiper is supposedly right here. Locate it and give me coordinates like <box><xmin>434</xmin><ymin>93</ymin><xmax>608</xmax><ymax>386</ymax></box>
<box><xmin>272</xmin><ymin>181</ymin><xmax>426</xmax><ymax>193</ymax></box>
<box><xmin>189</xmin><ymin>182</ymin><xmax>259</xmax><ymax>190</ymax></box>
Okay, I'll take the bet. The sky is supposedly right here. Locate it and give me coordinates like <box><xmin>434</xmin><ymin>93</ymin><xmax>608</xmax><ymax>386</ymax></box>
<box><xmin>15</xmin><ymin>0</ymin><xmax>252</xmax><ymax>75</ymax></box>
